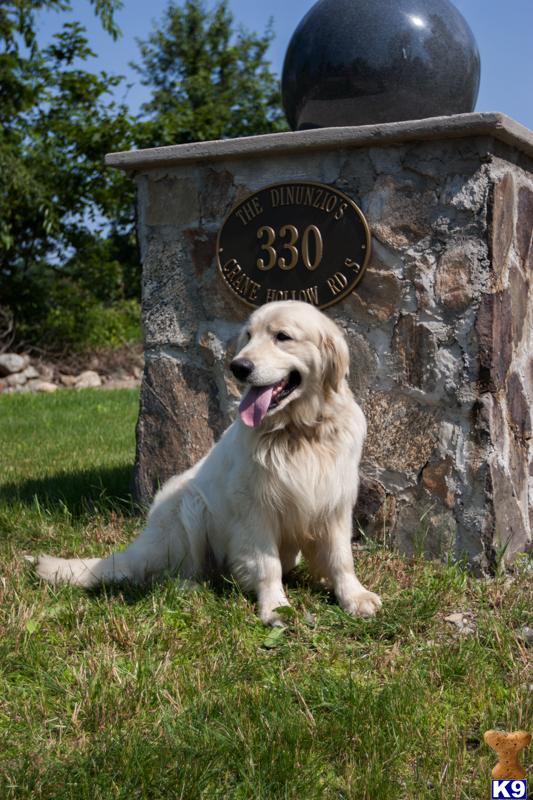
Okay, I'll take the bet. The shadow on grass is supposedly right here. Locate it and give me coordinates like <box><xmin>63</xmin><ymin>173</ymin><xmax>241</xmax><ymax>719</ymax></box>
<box><xmin>0</xmin><ymin>464</ymin><xmax>138</xmax><ymax>517</ymax></box>
<box><xmin>204</xmin><ymin>561</ymin><xmax>336</xmax><ymax>612</ymax></box>
<box><xmin>84</xmin><ymin>571</ymin><xmax>247</xmax><ymax>608</ymax></box>
<box><xmin>83</xmin><ymin>558</ymin><xmax>333</xmax><ymax>609</ymax></box>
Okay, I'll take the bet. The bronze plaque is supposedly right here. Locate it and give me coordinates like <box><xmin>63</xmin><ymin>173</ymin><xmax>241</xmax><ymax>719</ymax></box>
<box><xmin>216</xmin><ymin>182</ymin><xmax>371</xmax><ymax>309</ymax></box>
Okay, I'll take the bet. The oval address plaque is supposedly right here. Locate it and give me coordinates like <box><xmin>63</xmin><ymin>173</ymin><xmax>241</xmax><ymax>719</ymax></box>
<box><xmin>216</xmin><ymin>182</ymin><xmax>371</xmax><ymax>310</ymax></box>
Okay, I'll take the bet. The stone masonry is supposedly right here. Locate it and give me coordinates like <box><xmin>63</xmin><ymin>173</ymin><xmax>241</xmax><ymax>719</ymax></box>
<box><xmin>107</xmin><ymin>112</ymin><xmax>533</xmax><ymax>571</ymax></box>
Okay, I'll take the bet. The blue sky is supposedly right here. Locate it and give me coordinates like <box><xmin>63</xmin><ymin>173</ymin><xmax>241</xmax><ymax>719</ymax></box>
<box><xmin>36</xmin><ymin>0</ymin><xmax>533</xmax><ymax>131</ymax></box>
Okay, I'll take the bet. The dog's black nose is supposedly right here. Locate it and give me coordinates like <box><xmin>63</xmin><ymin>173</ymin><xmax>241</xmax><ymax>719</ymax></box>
<box><xmin>230</xmin><ymin>358</ymin><xmax>255</xmax><ymax>381</ymax></box>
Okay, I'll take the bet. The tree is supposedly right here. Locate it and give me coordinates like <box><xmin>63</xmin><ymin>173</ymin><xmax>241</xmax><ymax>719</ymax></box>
<box><xmin>134</xmin><ymin>0</ymin><xmax>287</xmax><ymax>147</ymax></box>
<box><xmin>0</xmin><ymin>1</ymin><xmax>140</xmax><ymax>351</ymax></box>
<box><xmin>0</xmin><ymin>0</ymin><xmax>287</xmax><ymax>353</ymax></box>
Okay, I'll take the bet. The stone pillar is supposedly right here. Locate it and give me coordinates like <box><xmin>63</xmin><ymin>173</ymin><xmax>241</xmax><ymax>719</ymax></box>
<box><xmin>107</xmin><ymin>112</ymin><xmax>533</xmax><ymax>570</ymax></box>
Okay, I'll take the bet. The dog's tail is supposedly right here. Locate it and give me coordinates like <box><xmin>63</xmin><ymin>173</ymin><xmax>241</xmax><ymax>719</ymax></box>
<box><xmin>27</xmin><ymin>550</ymin><xmax>134</xmax><ymax>589</ymax></box>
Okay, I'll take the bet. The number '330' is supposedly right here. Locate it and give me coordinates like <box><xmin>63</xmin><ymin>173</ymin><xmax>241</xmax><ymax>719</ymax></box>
<box><xmin>256</xmin><ymin>225</ymin><xmax>323</xmax><ymax>271</ymax></box>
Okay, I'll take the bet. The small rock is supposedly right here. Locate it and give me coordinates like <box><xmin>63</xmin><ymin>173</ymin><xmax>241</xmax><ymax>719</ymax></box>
<box><xmin>444</xmin><ymin>611</ymin><xmax>476</xmax><ymax>634</ymax></box>
<box><xmin>36</xmin><ymin>381</ymin><xmax>58</xmax><ymax>393</ymax></box>
<box><xmin>132</xmin><ymin>366</ymin><xmax>143</xmax><ymax>379</ymax></box>
<box><xmin>29</xmin><ymin>380</ymin><xmax>58</xmax><ymax>393</ymax></box>
<box><xmin>0</xmin><ymin>353</ymin><xmax>29</xmax><ymax>376</ymax></box>
<box><xmin>517</xmin><ymin>626</ymin><xmax>533</xmax><ymax>645</ymax></box>
<box><xmin>75</xmin><ymin>370</ymin><xmax>102</xmax><ymax>389</ymax></box>
<box><xmin>59</xmin><ymin>373</ymin><xmax>77</xmax><ymax>387</ymax></box>
<box><xmin>22</xmin><ymin>365</ymin><xmax>39</xmax><ymax>380</ymax></box>
<box><xmin>444</xmin><ymin>612</ymin><xmax>466</xmax><ymax>626</ymax></box>
<box><xmin>102</xmin><ymin>378</ymin><xmax>139</xmax><ymax>390</ymax></box>
<box><xmin>6</xmin><ymin>372</ymin><xmax>27</xmax><ymax>387</ymax></box>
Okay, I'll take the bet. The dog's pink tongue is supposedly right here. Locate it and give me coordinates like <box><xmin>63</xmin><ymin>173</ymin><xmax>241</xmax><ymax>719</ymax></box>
<box><xmin>239</xmin><ymin>385</ymin><xmax>275</xmax><ymax>428</ymax></box>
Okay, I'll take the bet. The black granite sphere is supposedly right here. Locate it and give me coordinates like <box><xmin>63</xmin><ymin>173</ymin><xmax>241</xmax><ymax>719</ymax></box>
<box><xmin>281</xmin><ymin>0</ymin><xmax>480</xmax><ymax>130</ymax></box>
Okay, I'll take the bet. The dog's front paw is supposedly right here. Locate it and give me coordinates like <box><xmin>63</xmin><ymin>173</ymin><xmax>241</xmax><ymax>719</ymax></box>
<box><xmin>259</xmin><ymin>602</ymin><xmax>293</xmax><ymax>627</ymax></box>
<box><xmin>342</xmin><ymin>590</ymin><xmax>382</xmax><ymax>618</ymax></box>
<box><xmin>261</xmin><ymin>612</ymin><xmax>286</xmax><ymax>627</ymax></box>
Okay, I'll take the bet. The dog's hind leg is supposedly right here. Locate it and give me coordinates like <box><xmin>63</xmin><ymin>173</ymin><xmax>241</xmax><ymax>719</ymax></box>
<box><xmin>32</xmin><ymin>486</ymin><xmax>209</xmax><ymax>590</ymax></box>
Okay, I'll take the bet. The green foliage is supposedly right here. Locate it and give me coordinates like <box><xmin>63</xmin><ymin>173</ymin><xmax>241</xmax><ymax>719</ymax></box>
<box><xmin>0</xmin><ymin>0</ymin><xmax>286</xmax><ymax>353</ymax></box>
<box><xmin>8</xmin><ymin>228</ymin><xmax>142</xmax><ymax>352</ymax></box>
<box><xmin>42</xmin><ymin>295</ymin><xmax>140</xmax><ymax>352</ymax></box>
<box><xmin>0</xmin><ymin>2</ymin><xmax>138</xmax><ymax>351</ymax></box>
<box><xmin>134</xmin><ymin>0</ymin><xmax>287</xmax><ymax>147</ymax></box>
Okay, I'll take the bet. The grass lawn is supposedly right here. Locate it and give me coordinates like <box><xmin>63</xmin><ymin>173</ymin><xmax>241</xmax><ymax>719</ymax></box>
<box><xmin>0</xmin><ymin>389</ymin><xmax>531</xmax><ymax>799</ymax></box>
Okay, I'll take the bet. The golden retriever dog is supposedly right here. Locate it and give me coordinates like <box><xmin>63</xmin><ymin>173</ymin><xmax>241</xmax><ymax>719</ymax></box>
<box><xmin>31</xmin><ymin>300</ymin><xmax>382</xmax><ymax>625</ymax></box>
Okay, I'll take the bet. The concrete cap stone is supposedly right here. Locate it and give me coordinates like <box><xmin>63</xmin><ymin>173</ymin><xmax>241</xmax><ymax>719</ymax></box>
<box><xmin>106</xmin><ymin>112</ymin><xmax>533</xmax><ymax>172</ymax></box>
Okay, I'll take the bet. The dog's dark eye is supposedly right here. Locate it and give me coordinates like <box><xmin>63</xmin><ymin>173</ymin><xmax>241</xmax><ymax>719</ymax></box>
<box><xmin>276</xmin><ymin>331</ymin><xmax>292</xmax><ymax>342</ymax></box>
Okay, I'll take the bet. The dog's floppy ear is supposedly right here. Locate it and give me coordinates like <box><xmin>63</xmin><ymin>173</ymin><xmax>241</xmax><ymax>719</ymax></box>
<box><xmin>320</xmin><ymin>326</ymin><xmax>350</xmax><ymax>393</ymax></box>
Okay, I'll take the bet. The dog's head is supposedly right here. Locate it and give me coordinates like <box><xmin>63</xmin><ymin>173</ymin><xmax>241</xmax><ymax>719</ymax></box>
<box><xmin>230</xmin><ymin>301</ymin><xmax>349</xmax><ymax>429</ymax></box>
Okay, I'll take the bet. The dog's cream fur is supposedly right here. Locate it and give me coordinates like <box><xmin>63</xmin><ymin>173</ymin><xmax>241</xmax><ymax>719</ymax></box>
<box><xmin>33</xmin><ymin>301</ymin><xmax>381</xmax><ymax>625</ymax></box>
